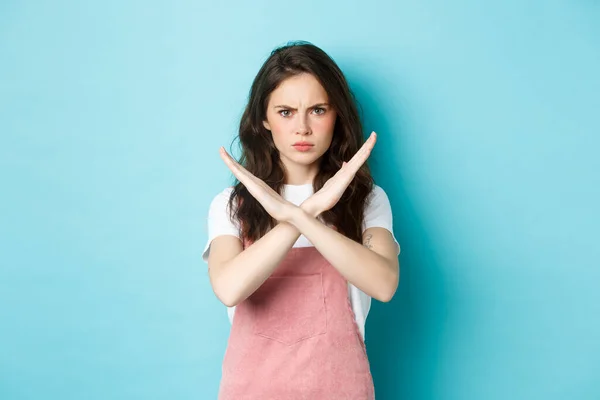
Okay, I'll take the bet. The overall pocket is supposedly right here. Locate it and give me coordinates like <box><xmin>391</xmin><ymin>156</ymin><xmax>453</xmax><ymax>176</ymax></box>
<box><xmin>250</xmin><ymin>273</ymin><xmax>327</xmax><ymax>346</ymax></box>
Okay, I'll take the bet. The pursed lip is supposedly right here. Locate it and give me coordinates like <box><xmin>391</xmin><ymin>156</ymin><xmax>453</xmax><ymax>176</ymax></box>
<box><xmin>292</xmin><ymin>142</ymin><xmax>314</xmax><ymax>146</ymax></box>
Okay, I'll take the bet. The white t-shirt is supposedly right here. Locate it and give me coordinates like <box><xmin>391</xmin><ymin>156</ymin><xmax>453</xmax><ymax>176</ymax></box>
<box><xmin>202</xmin><ymin>183</ymin><xmax>400</xmax><ymax>342</ymax></box>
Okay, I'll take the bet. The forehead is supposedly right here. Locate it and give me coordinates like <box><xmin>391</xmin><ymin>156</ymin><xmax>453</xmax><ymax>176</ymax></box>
<box><xmin>268</xmin><ymin>73</ymin><xmax>329</xmax><ymax>104</ymax></box>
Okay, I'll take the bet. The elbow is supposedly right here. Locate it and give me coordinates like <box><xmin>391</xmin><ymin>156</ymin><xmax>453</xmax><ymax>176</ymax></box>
<box><xmin>209</xmin><ymin>270</ymin><xmax>242</xmax><ymax>308</ymax></box>
<box><xmin>213</xmin><ymin>284</ymin><xmax>241</xmax><ymax>308</ymax></box>
<box><xmin>376</xmin><ymin>286</ymin><xmax>396</xmax><ymax>303</ymax></box>
<box><xmin>377</xmin><ymin>267</ymin><xmax>399</xmax><ymax>303</ymax></box>
<box><xmin>220</xmin><ymin>296</ymin><xmax>239</xmax><ymax>308</ymax></box>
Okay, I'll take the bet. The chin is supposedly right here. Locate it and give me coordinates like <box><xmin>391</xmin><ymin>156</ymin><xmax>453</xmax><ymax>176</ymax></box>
<box><xmin>285</xmin><ymin>152</ymin><xmax>320</xmax><ymax>165</ymax></box>
<box><xmin>293</xmin><ymin>156</ymin><xmax>319</xmax><ymax>164</ymax></box>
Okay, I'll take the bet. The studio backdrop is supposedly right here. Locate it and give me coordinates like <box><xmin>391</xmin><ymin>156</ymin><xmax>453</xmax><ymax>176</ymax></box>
<box><xmin>1</xmin><ymin>1</ymin><xmax>598</xmax><ymax>399</ymax></box>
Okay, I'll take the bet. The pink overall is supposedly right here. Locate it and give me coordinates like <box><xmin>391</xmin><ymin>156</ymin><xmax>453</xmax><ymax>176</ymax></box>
<box><xmin>217</xmin><ymin>238</ymin><xmax>375</xmax><ymax>400</ymax></box>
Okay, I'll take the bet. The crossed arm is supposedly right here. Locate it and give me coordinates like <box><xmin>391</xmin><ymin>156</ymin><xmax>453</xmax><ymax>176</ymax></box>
<box><xmin>208</xmin><ymin>131</ymin><xmax>399</xmax><ymax>306</ymax></box>
<box><xmin>287</xmin><ymin>207</ymin><xmax>399</xmax><ymax>302</ymax></box>
<box><xmin>208</xmin><ymin>204</ymin><xmax>399</xmax><ymax>307</ymax></box>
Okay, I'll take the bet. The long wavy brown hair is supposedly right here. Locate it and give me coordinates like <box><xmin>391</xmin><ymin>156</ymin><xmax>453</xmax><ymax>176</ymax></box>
<box><xmin>228</xmin><ymin>41</ymin><xmax>374</xmax><ymax>244</ymax></box>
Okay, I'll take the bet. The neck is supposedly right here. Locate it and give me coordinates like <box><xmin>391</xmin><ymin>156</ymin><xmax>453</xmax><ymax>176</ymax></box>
<box><xmin>282</xmin><ymin>161</ymin><xmax>319</xmax><ymax>185</ymax></box>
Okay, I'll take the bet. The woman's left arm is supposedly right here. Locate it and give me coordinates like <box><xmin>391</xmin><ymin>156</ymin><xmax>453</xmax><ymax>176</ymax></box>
<box><xmin>286</xmin><ymin>207</ymin><xmax>399</xmax><ymax>302</ymax></box>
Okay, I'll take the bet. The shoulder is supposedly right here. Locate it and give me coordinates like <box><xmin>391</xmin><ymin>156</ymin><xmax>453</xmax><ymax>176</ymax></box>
<box><xmin>209</xmin><ymin>186</ymin><xmax>235</xmax><ymax>208</ymax></box>
<box><xmin>362</xmin><ymin>184</ymin><xmax>394</xmax><ymax>226</ymax></box>
<box><xmin>212</xmin><ymin>186</ymin><xmax>235</xmax><ymax>199</ymax></box>
<box><xmin>207</xmin><ymin>187</ymin><xmax>239</xmax><ymax>221</ymax></box>
<box><xmin>363</xmin><ymin>184</ymin><xmax>401</xmax><ymax>254</ymax></box>
<box><xmin>370</xmin><ymin>184</ymin><xmax>387</xmax><ymax>197</ymax></box>
<box><xmin>366</xmin><ymin>184</ymin><xmax>391</xmax><ymax>208</ymax></box>
<box><xmin>203</xmin><ymin>187</ymin><xmax>240</xmax><ymax>262</ymax></box>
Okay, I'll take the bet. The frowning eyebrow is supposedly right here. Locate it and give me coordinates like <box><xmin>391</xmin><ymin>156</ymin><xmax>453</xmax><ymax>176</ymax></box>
<box><xmin>273</xmin><ymin>103</ymin><xmax>330</xmax><ymax>110</ymax></box>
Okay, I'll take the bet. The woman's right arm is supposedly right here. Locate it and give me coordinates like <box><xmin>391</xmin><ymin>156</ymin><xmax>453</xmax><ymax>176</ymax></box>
<box><xmin>207</xmin><ymin>219</ymin><xmax>307</xmax><ymax>307</ymax></box>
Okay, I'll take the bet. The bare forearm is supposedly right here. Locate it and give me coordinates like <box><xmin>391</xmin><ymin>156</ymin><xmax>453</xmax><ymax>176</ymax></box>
<box><xmin>287</xmin><ymin>207</ymin><xmax>397</xmax><ymax>302</ymax></box>
<box><xmin>216</xmin><ymin>207</ymin><xmax>318</xmax><ymax>307</ymax></box>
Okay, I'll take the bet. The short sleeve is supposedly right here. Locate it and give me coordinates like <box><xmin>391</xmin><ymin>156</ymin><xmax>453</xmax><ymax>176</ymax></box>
<box><xmin>362</xmin><ymin>185</ymin><xmax>401</xmax><ymax>255</ymax></box>
<box><xmin>202</xmin><ymin>187</ymin><xmax>241</xmax><ymax>263</ymax></box>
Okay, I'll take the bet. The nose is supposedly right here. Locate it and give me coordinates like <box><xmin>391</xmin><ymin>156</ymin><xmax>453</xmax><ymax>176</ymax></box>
<box><xmin>296</xmin><ymin>114</ymin><xmax>311</xmax><ymax>135</ymax></box>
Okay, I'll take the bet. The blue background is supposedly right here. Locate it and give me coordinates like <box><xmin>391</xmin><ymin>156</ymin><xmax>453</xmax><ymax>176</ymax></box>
<box><xmin>1</xmin><ymin>1</ymin><xmax>598</xmax><ymax>399</ymax></box>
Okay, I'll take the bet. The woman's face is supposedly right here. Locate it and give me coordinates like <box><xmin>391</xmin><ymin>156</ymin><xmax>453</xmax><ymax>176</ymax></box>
<box><xmin>263</xmin><ymin>73</ymin><xmax>337</xmax><ymax>177</ymax></box>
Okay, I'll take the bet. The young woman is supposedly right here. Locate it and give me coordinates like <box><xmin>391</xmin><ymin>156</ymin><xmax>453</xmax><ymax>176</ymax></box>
<box><xmin>203</xmin><ymin>41</ymin><xmax>401</xmax><ymax>400</ymax></box>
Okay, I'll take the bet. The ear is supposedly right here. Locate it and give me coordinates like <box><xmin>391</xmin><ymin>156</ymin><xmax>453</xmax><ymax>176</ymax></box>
<box><xmin>262</xmin><ymin>120</ymin><xmax>271</xmax><ymax>131</ymax></box>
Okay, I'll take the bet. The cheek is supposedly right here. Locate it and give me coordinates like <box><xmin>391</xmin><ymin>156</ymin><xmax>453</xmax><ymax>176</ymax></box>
<box><xmin>314</xmin><ymin>114</ymin><xmax>336</xmax><ymax>131</ymax></box>
<box><xmin>312</xmin><ymin>114</ymin><xmax>337</xmax><ymax>141</ymax></box>
<box><xmin>265</xmin><ymin>113</ymin><xmax>292</xmax><ymax>138</ymax></box>
<box><xmin>268</xmin><ymin>118</ymin><xmax>287</xmax><ymax>133</ymax></box>
<box><xmin>268</xmin><ymin>119</ymin><xmax>286</xmax><ymax>143</ymax></box>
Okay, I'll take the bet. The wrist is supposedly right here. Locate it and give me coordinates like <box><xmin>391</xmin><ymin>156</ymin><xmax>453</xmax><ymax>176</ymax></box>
<box><xmin>299</xmin><ymin>203</ymin><xmax>321</xmax><ymax>218</ymax></box>
<box><xmin>289</xmin><ymin>205</ymin><xmax>313</xmax><ymax>226</ymax></box>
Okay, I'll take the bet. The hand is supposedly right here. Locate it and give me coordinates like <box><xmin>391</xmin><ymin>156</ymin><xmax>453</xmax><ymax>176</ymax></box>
<box><xmin>219</xmin><ymin>147</ymin><xmax>298</xmax><ymax>222</ymax></box>
<box><xmin>301</xmin><ymin>131</ymin><xmax>377</xmax><ymax>216</ymax></box>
